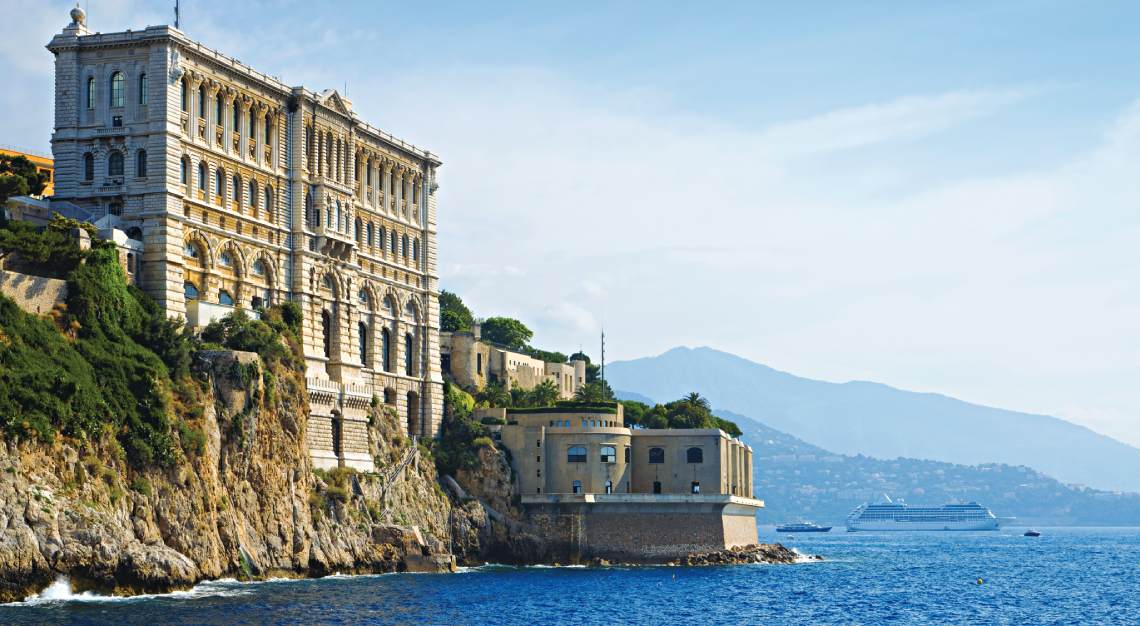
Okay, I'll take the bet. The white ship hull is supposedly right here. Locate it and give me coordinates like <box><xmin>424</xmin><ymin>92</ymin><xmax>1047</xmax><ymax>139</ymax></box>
<box><xmin>845</xmin><ymin>500</ymin><xmax>1006</xmax><ymax>532</ymax></box>
<box><xmin>846</xmin><ymin>518</ymin><xmax>1002</xmax><ymax>532</ymax></box>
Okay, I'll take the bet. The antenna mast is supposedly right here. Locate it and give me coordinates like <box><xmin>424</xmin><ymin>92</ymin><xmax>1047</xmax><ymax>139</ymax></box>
<box><xmin>174</xmin><ymin>0</ymin><xmax>180</xmax><ymax>29</ymax></box>
<box><xmin>600</xmin><ymin>329</ymin><xmax>605</xmax><ymax>383</ymax></box>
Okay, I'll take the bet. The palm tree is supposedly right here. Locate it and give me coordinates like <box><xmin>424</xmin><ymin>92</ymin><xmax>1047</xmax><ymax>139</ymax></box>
<box><xmin>532</xmin><ymin>379</ymin><xmax>560</xmax><ymax>407</ymax></box>
<box><xmin>683</xmin><ymin>392</ymin><xmax>711</xmax><ymax>411</ymax></box>
<box><xmin>481</xmin><ymin>381</ymin><xmax>511</xmax><ymax>408</ymax></box>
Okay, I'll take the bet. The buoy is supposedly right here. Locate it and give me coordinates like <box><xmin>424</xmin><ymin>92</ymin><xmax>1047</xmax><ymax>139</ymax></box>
<box><xmin>976</xmin><ymin>578</ymin><xmax>984</xmax><ymax>585</ymax></box>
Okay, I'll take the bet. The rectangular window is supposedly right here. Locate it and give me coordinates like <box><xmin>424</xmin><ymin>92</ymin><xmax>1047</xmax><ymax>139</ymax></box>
<box><xmin>691</xmin><ymin>482</ymin><xmax>701</xmax><ymax>494</ymax></box>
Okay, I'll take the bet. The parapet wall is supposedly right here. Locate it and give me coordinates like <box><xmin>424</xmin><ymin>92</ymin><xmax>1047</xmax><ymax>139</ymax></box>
<box><xmin>521</xmin><ymin>495</ymin><xmax>762</xmax><ymax>563</ymax></box>
<box><xmin>0</xmin><ymin>270</ymin><xmax>67</xmax><ymax>315</ymax></box>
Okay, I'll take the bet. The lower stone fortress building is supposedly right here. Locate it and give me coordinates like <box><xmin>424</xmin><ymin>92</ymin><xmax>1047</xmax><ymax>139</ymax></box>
<box><xmin>480</xmin><ymin>404</ymin><xmax>763</xmax><ymax>560</ymax></box>
<box><xmin>45</xmin><ymin>7</ymin><xmax>442</xmax><ymax>470</ymax></box>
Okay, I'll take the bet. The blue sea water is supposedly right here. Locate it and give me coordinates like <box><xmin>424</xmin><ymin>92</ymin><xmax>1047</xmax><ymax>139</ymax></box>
<box><xmin>2</xmin><ymin>527</ymin><xmax>1137</xmax><ymax>625</ymax></box>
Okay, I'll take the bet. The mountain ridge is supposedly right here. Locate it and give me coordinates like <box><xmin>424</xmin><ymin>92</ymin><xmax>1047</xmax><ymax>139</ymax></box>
<box><xmin>608</xmin><ymin>346</ymin><xmax>1140</xmax><ymax>492</ymax></box>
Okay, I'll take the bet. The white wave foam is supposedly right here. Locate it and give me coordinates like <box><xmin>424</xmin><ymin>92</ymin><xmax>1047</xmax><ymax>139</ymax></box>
<box><xmin>6</xmin><ymin>575</ymin><xmax>253</xmax><ymax>607</ymax></box>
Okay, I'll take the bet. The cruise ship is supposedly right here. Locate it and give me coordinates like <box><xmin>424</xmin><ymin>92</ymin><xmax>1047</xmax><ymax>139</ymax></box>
<box><xmin>846</xmin><ymin>497</ymin><xmax>1006</xmax><ymax>531</ymax></box>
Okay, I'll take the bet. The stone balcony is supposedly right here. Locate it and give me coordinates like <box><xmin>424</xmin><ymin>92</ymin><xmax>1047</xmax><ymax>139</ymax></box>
<box><xmin>312</xmin><ymin>223</ymin><xmax>355</xmax><ymax>261</ymax></box>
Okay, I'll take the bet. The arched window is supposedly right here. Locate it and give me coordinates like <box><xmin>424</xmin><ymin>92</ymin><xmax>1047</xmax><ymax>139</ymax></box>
<box><xmin>264</xmin><ymin>117</ymin><xmax>272</xmax><ymax>144</ymax></box>
<box><xmin>183</xmin><ymin>282</ymin><xmax>199</xmax><ymax>300</ymax></box>
<box><xmin>384</xmin><ymin>387</ymin><xmax>396</xmax><ymax>405</ymax></box>
<box><xmin>215</xmin><ymin>96</ymin><xmax>223</xmax><ymax>126</ymax></box>
<box><xmin>305</xmin><ymin>192</ymin><xmax>314</xmax><ymax>226</ymax></box>
<box><xmin>248</xmin><ymin>180</ymin><xmax>258</xmax><ymax>210</ymax></box>
<box><xmin>108</xmin><ymin>202</ymin><xmax>122</xmax><ymax>216</ymax></box>
<box><xmin>126</xmin><ymin>227</ymin><xmax>142</xmax><ymax>241</ymax></box>
<box><xmin>180</xmin><ymin>156</ymin><xmax>188</xmax><ymax>184</ymax></box>
<box><xmin>107</xmin><ymin>150</ymin><xmax>124</xmax><ymax>177</ymax></box>
<box><xmin>218</xmin><ymin>251</ymin><xmax>233</xmax><ymax>267</ymax></box>
<box><xmin>404</xmin><ymin>332</ymin><xmax>414</xmax><ymax>375</ymax></box>
<box><xmin>354</xmin><ymin>217</ymin><xmax>362</xmax><ymax>242</ymax></box>
<box><xmin>180</xmin><ymin>81</ymin><xmax>187</xmax><ymax>111</ymax></box>
<box><xmin>232</xmin><ymin>100</ymin><xmax>240</xmax><ymax>132</ymax></box>
<box><xmin>321</xmin><ymin>310</ymin><xmax>332</xmax><ymax>358</ymax></box>
<box><xmin>366</xmin><ymin>222</ymin><xmax>374</xmax><ymax>247</ymax></box>
<box><xmin>381</xmin><ymin>327</ymin><xmax>392</xmax><ymax>372</ymax></box>
<box><xmin>358</xmin><ymin>288</ymin><xmax>369</xmax><ymax>304</ymax></box>
<box><xmin>567</xmin><ymin>446</ymin><xmax>587</xmax><ymax>463</ymax></box>
<box><xmin>263</xmin><ymin>186</ymin><xmax>272</xmax><ymax>219</ymax></box>
<box><xmin>137</xmin><ymin>73</ymin><xmax>147</xmax><ymax>105</ymax></box>
<box><xmin>183</xmin><ymin>242</ymin><xmax>201</xmax><ymax>260</ymax></box>
<box><xmin>232</xmin><ymin>174</ymin><xmax>241</xmax><ymax>209</ymax></box>
<box><xmin>604</xmin><ymin>480</ymin><xmax>613</xmax><ymax>494</ymax></box>
<box><xmin>572</xmin><ymin>480</ymin><xmax>582</xmax><ymax>494</ymax></box>
<box><xmin>109</xmin><ymin>72</ymin><xmax>124</xmax><ymax>108</ymax></box>
<box><xmin>136</xmin><ymin>150</ymin><xmax>147</xmax><ymax>177</ymax></box>
<box><xmin>412</xmin><ymin>238</ymin><xmax>419</xmax><ymax>262</ymax></box>
<box><xmin>322</xmin><ymin>274</ymin><xmax>333</xmax><ymax>291</ymax></box>
<box><xmin>215</xmin><ymin>168</ymin><xmax>224</xmax><ymax>203</ymax></box>
<box><xmin>197</xmin><ymin>85</ymin><xmax>206</xmax><ymax>118</ymax></box>
<box><xmin>252</xmin><ymin>259</ymin><xmax>266</xmax><ymax>276</ymax></box>
<box><xmin>686</xmin><ymin>447</ymin><xmax>703</xmax><ymax>464</ymax></box>
<box><xmin>218</xmin><ymin>290</ymin><xmax>234</xmax><ymax>306</ymax></box>
<box><xmin>358</xmin><ymin>322</ymin><xmax>369</xmax><ymax>365</ymax></box>
<box><xmin>648</xmin><ymin>447</ymin><xmax>665</xmax><ymax>464</ymax></box>
<box><xmin>326</xmin><ymin>202</ymin><xmax>334</xmax><ymax>227</ymax></box>
<box><xmin>198</xmin><ymin>161</ymin><xmax>207</xmax><ymax>191</ymax></box>
<box><xmin>600</xmin><ymin>446</ymin><xmax>616</xmax><ymax>463</ymax></box>
<box><xmin>401</xmin><ymin>234</ymin><xmax>408</xmax><ymax>258</ymax></box>
<box><xmin>83</xmin><ymin>153</ymin><xmax>94</xmax><ymax>181</ymax></box>
<box><xmin>379</xmin><ymin>227</ymin><xmax>387</xmax><ymax>252</ymax></box>
<box><xmin>86</xmin><ymin>76</ymin><xmax>96</xmax><ymax>110</ymax></box>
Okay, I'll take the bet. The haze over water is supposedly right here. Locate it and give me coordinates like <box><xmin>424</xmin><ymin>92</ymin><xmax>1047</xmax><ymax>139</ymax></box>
<box><xmin>3</xmin><ymin>527</ymin><xmax>1135</xmax><ymax>625</ymax></box>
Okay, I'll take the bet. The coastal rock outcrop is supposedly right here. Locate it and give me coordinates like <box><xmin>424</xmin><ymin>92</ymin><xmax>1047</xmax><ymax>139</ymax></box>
<box><xmin>678</xmin><ymin>543</ymin><xmax>811</xmax><ymax>566</ymax></box>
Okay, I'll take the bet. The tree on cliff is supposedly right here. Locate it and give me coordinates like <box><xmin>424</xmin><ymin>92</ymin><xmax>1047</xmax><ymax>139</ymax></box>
<box><xmin>530</xmin><ymin>379</ymin><xmax>561</xmax><ymax>407</ymax></box>
<box><xmin>439</xmin><ymin>290</ymin><xmax>474</xmax><ymax>333</ymax></box>
<box><xmin>0</xmin><ymin>214</ymin><xmax>92</xmax><ymax>275</ymax></box>
<box><xmin>0</xmin><ymin>154</ymin><xmax>47</xmax><ymax>206</ymax></box>
<box><xmin>477</xmin><ymin>381</ymin><xmax>511</xmax><ymax>408</ymax></box>
<box><xmin>480</xmin><ymin>316</ymin><xmax>533</xmax><ymax>350</ymax></box>
<box><xmin>574</xmin><ymin>379</ymin><xmax>615</xmax><ymax>403</ymax></box>
<box><xmin>620</xmin><ymin>393</ymin><xmax>742</xmax><ymax>437</ymax></box>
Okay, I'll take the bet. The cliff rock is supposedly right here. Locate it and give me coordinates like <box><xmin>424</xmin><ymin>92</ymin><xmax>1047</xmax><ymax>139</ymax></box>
<box><xmin>0</xmin><ymin>350</ymin><xmax>456</xmax><ymax>601</ymax></box>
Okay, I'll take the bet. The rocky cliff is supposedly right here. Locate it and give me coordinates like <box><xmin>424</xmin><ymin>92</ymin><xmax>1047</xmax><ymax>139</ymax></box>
<box><xmin>0</xmin><ymin>349</ymin><xmax>459</xmax><ymax>602</ymax></box>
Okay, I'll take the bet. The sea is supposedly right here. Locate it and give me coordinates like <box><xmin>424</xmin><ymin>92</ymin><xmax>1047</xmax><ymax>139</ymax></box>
<box><xmin>2</xmin><ymin>527</ymin><xmax>1137</xmax><ymax>625</ymax></box>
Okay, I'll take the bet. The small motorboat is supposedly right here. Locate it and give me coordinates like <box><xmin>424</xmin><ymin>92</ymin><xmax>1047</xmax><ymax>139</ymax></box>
<box><xmin>1023</xmin><ymin>530</ymin><xmax>1041</xmax><ymax>537</ymax></box>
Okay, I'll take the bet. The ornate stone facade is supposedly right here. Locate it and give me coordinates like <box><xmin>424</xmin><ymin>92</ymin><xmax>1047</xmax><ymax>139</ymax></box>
<box><xmin>46</xmin><ymin>8</ymin><xmax>443</xmax><ymax>471</ymax></box>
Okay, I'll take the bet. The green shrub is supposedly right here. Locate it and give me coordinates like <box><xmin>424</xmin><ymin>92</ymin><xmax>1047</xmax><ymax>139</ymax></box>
<box><xmin>326</xmin><ymin>485</ymin><xmax>350</xmax><ymax>503</ymax></box>
<box><xmin>176</xmin><ymin>420</ymin><xmax>207</xmax><ymax>456</ymax></box>
<box><xmin>472</xmin><ymin>436</ymin><xmax>494</xmax><ymax>449</ymax></box>
<box><xmin>130</xmin><ymin>477</ymin><xmax>152</xmax><ymax>497</ymax></box>
<box><xmin>480</xmin><ymin>416</ymin><xmax>507</xmax><ymax>425</ymax></box>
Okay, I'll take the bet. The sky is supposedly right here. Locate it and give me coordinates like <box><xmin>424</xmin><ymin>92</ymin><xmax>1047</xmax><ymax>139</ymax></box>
<box><xmin>2</xmin><ymin>1</ymin><xmax>1139</xmax><ymax>447</ymax></box>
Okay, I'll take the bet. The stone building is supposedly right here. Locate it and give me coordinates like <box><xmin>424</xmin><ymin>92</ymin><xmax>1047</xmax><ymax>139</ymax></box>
<box><xmin>44</xmin><ymin>7</ymin><xmax>443</xmax><ymax>470</ymax></box>
<box><xmin>480</xmin><ymin>404</ymin><xmax>763</xmax><ymax>561</ymax></box>
<box><xmin>441</xmin><ymin>327</ymin><xmax>587</xmax><ymax>399</ymax></box>
<box><xmin>482</xmin><ymin>405</ymin><xmax>754</xmax><ymax>497</ymax></box>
